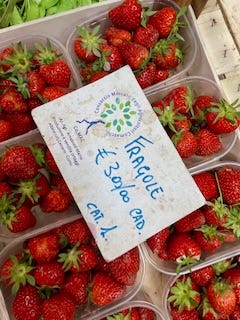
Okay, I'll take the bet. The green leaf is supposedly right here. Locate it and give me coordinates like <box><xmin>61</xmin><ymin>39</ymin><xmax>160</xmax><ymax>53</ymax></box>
<box><xmin>40</xmin><ymin>0</ymin><xmax>58</xmax><ymax>9</ymax></box>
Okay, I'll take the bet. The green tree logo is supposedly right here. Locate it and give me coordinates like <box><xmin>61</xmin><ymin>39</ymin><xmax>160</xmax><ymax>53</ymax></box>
<box><xmin>100</xmin><ymin>97</ymin><xmax>137</xmax><ymax>133</ymax></box>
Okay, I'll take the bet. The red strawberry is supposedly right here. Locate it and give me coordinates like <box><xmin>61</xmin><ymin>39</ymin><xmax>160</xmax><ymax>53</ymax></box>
<box><xmin>26</xmin><ymin>97</ymin><xmax>42</xmax><ymax>110</ymax></box>
<box><xmin>105</xmin><ymin>26</ymin><xmax>132</xmax><ymax>46</ymax></box>
<box><xmin>118</xmin><ymin>42</ymin><xmax>149</xmax><ymax>70</ymax></box>
<box><xmin>190</xmin><ymin>265</ymin><xmax>215</xmax><ymax>287</ymax></box>
<box><xmin>45</xmin><ymin>148</ymin><xmax>60</xmax><ymax>174</ymax></box>
<box><xmin>202</xmin><ymin>200</ymin><xmax>228</xmax><ymax>227</ymax></box>
<box><xmin>107</xmin><ymin>247</ymin><xmax>140</xmax><ymax>285</ymax></box>
<box><xmin>90</xmin><ymin>272</ymin><xmax>125</xmax><ymax>306</ymax></box>
<box><xmin>42</xmin><ymin>291</ymin><xmax>76</xmax><ymax>320</ymax></box>
<box><xmin>27</xmin><ymin>232</ymin><xmax>60</xmax><ymax>263</ymax></box>
<box><xmin>12</xmin><ymin>285</ymin><xmax>42</xmax><ymax>320</ymax></box>
<box><xmin>166</xmin><ymin>232</ymin><xmax>201</xmax><ymax>272</ymax></box>
<box><xmin>146</xmin><ymin>226</ymin><xmax>171</xmax><ymax>260</ymax></box>
<box><xmin>6</xmin><ymin>112</ymin><xmax>36</xmax><ymax>136</ymax></box>
<box><xmin>152</xmin><ymin>39</ymin><xmax>182</xmax><ymax>70</ymax></box>
<box><xmin>88</xmin><ymin>70</ymin><xmax>109</xmax><ymax>83</ymax></box>
<box><xmin>163</xmin><ymin>86</ymin><xmax>193</xmax><ymax>114</ymax></box>
<box><xmin>41</xmin><ymin>85</ymin><xmax>73</xmax><ymax>101</ymax></box>
<box><xmin>148</xmin><ymin>6</ymin><xmax>177</xmax><ymax>38</ymax></box>
<box><xmin>62</xmin><ymin>218</ymin><xmax>91</xmax><ymax>246</ymax></box>
<box><xmin>0</xmin><ymin>46</ymin><xmax>16</xmax><ymax>72</ymax></box>
<box><xmin>172</xmin><ymin>130</ymin><xmax>198</xmax><ymax>158</ymax></box>
<box><xmin>63</xmin><ymin>271</ymin><xmax>90</xmax><ymax>305</ymax></box>
<box><xmin>174</xmin><ymin>209</ymin><xmax>205</xmax><ymax>233</ymax></box>
<box><xmin>1</xmin><ymin>146</ymin><xmax>38</xmax><ymax>180</ymax></box>
<box><xmin>122</xmin><ymin>308</ymin><xmax>141</xmax><ymax>319</ymax></box>
<box><xmin>193</xmin><ymin>224</ymin><xmax>223</xmax><ymax>253</ymax></box>
<box><xmin>133</xmin><ymin>23</ymin><xmax>159</xmax><ymax>49</ymax></box>
<box><xmin>170</xmin><ymin>308</ymin><xmax>199</xmax><ymax>320</ymax></box>
<box><xmin>216</xmin><ymin>166</ymin><xmax>240</xmax><ymax>205</ymax></box>
<box><xmin>223</xmin><ymin>205</ymin><xmax>240</xmax><ymax>239</ymax></box>
<box><xmin>0</xmin><ymin>118</ymin><xmax>13</xmax><ymax>142</ymax></box>
<box><xmin>108</xmin><ymin>0</ymin><xmax>142</xmax><ymax>31</ymax></box>
<box><xmin>207</xmin><ymin>278</ymin><xmax>236</xmax><ymax>319</ymax></box>
<box><xmin>39</xmin><ymin>59</ymin><xmax>71</xmax><ymax>87</ymax></box>
<box><xmin>33</xmin><ymin>261</ymin><xmax>65</xmax><ymax>287</ymax></box>
<box><xmin>98</xmin><ymin>43</ymin><xmax>124</xmax><ymax>71</ymax></box>
<box><xmin>137</xmin><ymin>306</ymin><xmax>156</xmax><ymax>320</ymax></box>
<box><xmin>223</xmin><ymin>268</ymin><xmax>240</xmax><ymax>304</ymax></box>
<box><xmin>135</xmin><ymin>63</ymin><xmax>156</xmax><ymax>89</ymax></box>
<box><xmin>192</xmin><ymin>95</ymin><xmax>217</xmax><ymax>121</ymax></box>
<box><xmin>26</xmin><ymin>71</ymin><xmax>46</xmax><ymax>98</ymax></box>
<box><xmin>153</xmin><ymin>68</ymin><xmax>169</xmax><ymax>84</ymax></box>
<box><xmin>54</xmin><ymin>176</ymin><xmax>74</xmax><ymax>201</ymax></box>
<box><xmin>192</xmin><ymin>171</ymin><xmax>218</xmax><ymax>201</ymax></box>
<box><xmin>200</xmin><ymin>294</ymin><xmax>219</xmax><ymax>320</ymax></box>
<box><xmin>6</xmin><ymin>205</ymin><xmax>36</xmax><ymax>233</ymax></box>
<box><xmin>0</xmin><ymin>86</ymin><xmax>28</xmax><ymax>113</ymax></box>
<box><xmin>230</xmin><ymin>305</ymin><xmax>240</xmax><ymax>320</ymax></box>
<box><xmin>206</xmin><ymin>98</ymin><xmax>240</xmax><ymax>134</ymax></box>
<box><xmin>195</xmin><ymin>128</ymin><xmax>222</xmax><ymax>156</ymax></box>
<box><xmin>0</xmin><ymin>181</ymin><xmax>12</xmax><ymax>197</ymax></box>
<box><xmin>40</xmin><ymin>188</ymin><xmax>69</xmax><ymax>213</ymax></box>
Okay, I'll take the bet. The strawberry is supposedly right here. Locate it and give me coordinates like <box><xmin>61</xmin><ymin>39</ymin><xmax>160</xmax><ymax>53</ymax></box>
<box><xmin>223</xmin><ymin>268</ymin><xmax>240</xmax><ymax>304</ymax></box>
<box><xmin>40</xmin><ymin>188</ymin><xmax>69</xmax><ymax>213</ymax></box>
<box><xmin>195</xmin><ymin>128</ymin><xmax>222</xmax><ymax>156</ymax></box>
<box><xmin>174</xmin><ymin>209</ymin><xmax>205</xmax><ymax>233</ymax></box>
<box><xmin>205</xmin><ymin>98</ymin><xmax>240</xmax><ymax>134</ymax></box>
<box><xmin>193</xmin><ymin>224</ymin><xmax>223</xmax><ymax>253</ymax></box>
<box><xmin>6</xmin><ymin>205</ymin><xmax>36</xmax><ymax>233</ymax></box>
<box><xmin>135</xmin><ymin>63</ymin><xmax>156</xmax><ymax>89</ymax></box>
<box><xmin>12</xmin><ymin>285</ymin><xmax>42</xmax><ymax>320</ymax></box>
<box><xmin>202</xmin><ymin>199</ymin><xmax>228</xmax><ymax>227</ymax></box>
<box><xmin>39</xmin><ymin>59</ymin><xmax>71</xmax><ymax>88</ymax></box>
<box><xmin>26</xmin><ymin>97</ymin><xmax>42</xmax><ymax>110</ymax></box>
<box><xmin>146</xmin><ymin>226</ymin><xmax>171</xmax><ymax>260</ymax></box>
<box><xmin>192</xmin><ymin>95</ymin><xmax>217</xmax><ymax>121</ymax></box>
<box><xmin>166</xmin><ymin>232</ymin><xmax>201</xmax><ymax>272</ymax></box>
<box><xmin>42</xmin><ymin>291</ymin><xmax>76</xmax><ymax>320</ymax></box>
<box><xmin>121</xmin><ymin>308</ymin><xmax>141</xmax><ymax>319</ymax></box>
<box><xmin>88</xmin><ymin>70</ymin><xmax>109</xmax><ymax>83</ymax></box>
<box><xmin>105</xmin><ymin>26</ymin><xmax>132</xmax><ymax>46</ymax></box>
<box><xmin>170</xmin><ymin>308</ymin><xmax>199</xmax><ymax>320</ymax></box>
<box><xmin>152</xmin><ymin>40</ymin><xmax>182</xmax><ymax>70</ymax></box>
<box><xmin>33</xmin><ymin>261</ymin><xmax>65</xmax><ymax>287</ymax></box>
<box><xmin>5</xmin><ymin>112</ymin><xmax>36</xmax><ymax>136</ymax></box>
<box><xmin>40</xmin><ymin>85</ymin><xmax>73</xmax><ymax>101</ymax></box>
<box><xmin>97</xmin><ymin>43</ymin><xmax>124</xmax><ymax>71</ymax></box>
<box><xmin>0</xmin><ymin>118</ymin><xmax>13</xmax><ymax>142</ymax></box>
<box><xmin>62</xmin><ymin>218</ymin><xmax>91</xmax><ymax>246</ymax></box>
<box><xmin>45</xmin><ymin>148</ymin><xmax>60</xmax><ymax>174</ymax></box>
<box><xmin>163</xmin><ymin>86</ymin><xmax>193</xmax><ymax>114</ymax></box>
<box><xmin>107</xmin><ymin>247</ymin><xmax>140</xmax><ymax>285</ymax></box>
<box><xmin>168</xmin><ymin>276</ymin><xmax>201</xmax><ymax>312</ymax></box>
<box><xmin>108</xmin><ymin>0</ymin><xmax>143</xmax><ymax>31</ymax></box>
<box><xmin>133</xmin><ymin>23</ymin><xmax>159</xmax><ymax>49</ymax></box>
<box><xmin>58</xmin><ymin>243</ymin><xmax>98</xmax><ymax>272</ymax></box>
<box><xmin>27</xmin><ymin>232</ymin><xmax>60</xmax><ymax>263</ymax></box>
<box><xmin>230</xmin><ymin>305</ymin><xmax>240</xmax><ymax>320</ymax></box>
<box><xmin>152</xmin><ymin>68</ymin><xmax>169</xmax><ymax>84</ymax></box>
<box><xmin>62</xmin><ymin>271</ymin><xmax>90</xmax><ymax>305</ymax></box>
<box><xmin>200</xmin><ymin>294</ymin><xmax>219</xmax><ymax>320</ymax></box>
<box><xmin>54</xmin><ymin>176</ymin><xmax>74</xmax><ymax>201</ymax></box>
<box><xmin>0</xmin><ymin>86</ymin><xmax>28</xmax><ymax>113</ymax></box>
<box><xmin>137</xmin><ymin>306</ymin><xmax>156</xmax><ymax>320</ymax></box>
<box><xmin>118</xmin><ymin>41</ymin><xmax>149</xmax><ymax>70</ymax></box>
<box><xmin>171</xmin><ymin>130</ymin><xmax>198</xmax><ymax>158</ymax></box>
<box><xmin>216</xmin><ymin>166</ymin><xmax>240</xmax><ymax>205</ymax></box>
<box><xmin>223</xmin><ymin>205</ymin><xmax>240</xmax><ymax>239</ymax></box>
<box><xmin>1</xmin><ymin>146</ymin><xmax>38</xmax><ymax>180</ymax></box>
<box><xmin>0</xmin><ymin>181</ymin><xmax>12</xmax><ymax>197</ymax></box>
<box><xmin>206</xmin><ymin>278</ymin><xmax>236</xmax><ymax>319</ymax></box>
<box><xmin>26</xmin><ymin>71</ymin><xmax>46</xmax><ymax>98</ymax></box>
<box><xmin>90</xmin><ymin>272</ymin><xmax>125</xmax><ymax>306</ymax></box>
<box><xmin>192</xmin><ymin>171</ymin><xmax>218</xmax><ymax>201</ymax></box>
<box><xmin>148</xmin><ymin>6</ymin><xmax>177</xmax><ymax>38</ymax></box>
<box><xmin>190</xmin><ymin>265</ymin><xmax>215</xmax><ymax>287</ymax></box>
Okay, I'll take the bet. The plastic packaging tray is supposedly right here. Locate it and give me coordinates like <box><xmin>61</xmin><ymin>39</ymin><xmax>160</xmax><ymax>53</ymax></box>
<box><xmin>141</xmin><ymin>160</ymin><xmax>240</xmax><ymax>276</ymax></box>
<box><xmin>0</xmin><ymin>223</ymin><xmax>145</xmax><ymax>320</ymax></box>
<box><xmin>66</xmin><ymin>0</ymin><xmax>197</xmax><ymax>91</ymax></box>
<box><xmin>146</xmin><ymin>76</ymin><xmax>238</xmax><ymax>172</ymax></box>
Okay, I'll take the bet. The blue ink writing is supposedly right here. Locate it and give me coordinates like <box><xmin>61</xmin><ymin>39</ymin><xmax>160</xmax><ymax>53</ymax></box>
<box><xmin>129</xmin><ymin>208</ymin><xmax>145</xmax><ymax>234</ymax></box>
<box><xmin>87</xmin><ymin>203</ymin><xmax>104</xmax><ymax>223</ymax></box>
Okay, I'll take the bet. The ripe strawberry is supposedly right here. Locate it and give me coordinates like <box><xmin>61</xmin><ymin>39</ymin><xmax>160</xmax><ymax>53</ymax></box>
<box><xmin>152</xmin><ymin>68</ymin><xmax>169</xmax><ymax>84</ymax></box>
<box><xmin>107</xmin><ymin>247</ymin><xmax>140</xmax><ymax>285</ymax></box>
<box><xmin>12</xmin><ymin>285</ymin><xmax>42</xmax><ymax>320</ymax></box>
<box><xmin>133</xmin><ymin>23</ymin><xmax>159</xmax><ymax>49</ymax></box>
<box><xmin>27</xmin><ymin>232</ymin><xmax>60</xmax><ymax>263</ymax></box>
<box><xmin>0</xmin><ymin>86</ymin><xmax>28</xmax><ymax>113</ymax></box>
<box><xmin>193</xmin><ymin>224</ymin><xmax>223</xmax><ymax>253</ymax></box>
<box><xmin>105</xmin><ymin>26</ymin><xmax>132</xmax><ymax>46</ymax></box>
<box><xmin>0</xmin><ymin>181</ymin><xmax>12</xmax><ymax>197</ymax></box>
<box><xmin>146</xmin><ymin>226</ymin><xmax>171</xmax><ymax>260</ymax></box>
<box><xmin>230</xmin><ymin>305</ymin><xmax>240</xmax><ymax>320</ymax></box>
<box><xmin>63</xmin><ymin>271</ymin><xmax>90</xmax><ymax>305</ymax></box>
<box><xmin>195</xmin><ymin>128</ymin><xmax>222</xmax><ymax>156</ymax></box>
<box><xmin>118</xmin><ymin>42</ymin><xmax>149</xmax><ymax>70</ymax></box>
<box><xmin>206</xmin><ymin>278</ymin><xmax>236</xmax><ymax>319</ymax></box>
<box><xmin>0</xmin><ymin>118</ymin><xmax>13</xmax><ymax>142</ymax></box>
<box><xmin>192</xmin><ymin>95</ymin><xmax>217</xmax><ymax>121</ymax></box>
<box><xmin>163</xmin><ymin>86</ymin><xmax>193</xmax><ymax>114</ymax></box>
<box><xmin>135</xmin><ymin>63</ymin><xmax>156</xmax><ymax>89</ymax></box>
<box><xmin>121</xmin><ymin>308</ymin><xmax>141</xmax><ymax>319</ymax></box>
<box><xmin>216</xmin><ymin>166</ymin><xmax>240</xmax><ymax>205</ymax></box>
<box><xmin>200</xmin><ymin>294</ymin><xmax>219</xmax><ymax>320</ymax></box>
<box><xmin>6</xmin><ymin>205</ymin><xmax>37</xmax><ymax>233</ymax></box>
<box><xmin>190</xmin><ymin>265</ymin><xmax>215</xmax><ymax>287</ymax></box>
<box><xmin>223</xmin><ymin>268</ymin><xmax>240</xmax><ymax>304</ymax></box>
<box><xmin>62</xmin><ymin>218</ymin><xmax>91</xmax><ymax>246</ymax></box>
<box><xmin>26</xmin><ymin>71</ymin><xmax>46</xmax><ymax>98</ymax></box>
<box><xmin>59</xmin><ymin>243</ymin><xmax>98</xmax><ymax>272</ymax></box>
<box><xmin>5</xmin><ymin>112</ymin><xmax>36</xmax><ymax>136</ymax></box>
<box><xmin>97</xmin><ymin>43</ymin><xmax>124</xmax><ymax>71</ymax></box>
<box><xmin>45</xmin><ymin>148</ymin><xmax>60</xmax><ymax>174</ymax></box>
<box><xmin>172</xmin><ymin>130</ymin><xmax>198</xmax><ymax>158</ymax></box>
<box><xmin>40</xmin><ymin>188</ymin><xmax>69</xmax><ymax>213</ymax></box>
<box><xmin>39</xmin><ymin>59</ymin><xmax>71</xmax><ymax>88</ymax></box>
<box><xmin>148</xmin><ymin>6</ymin><xmax>177</xmax><ymax>38</ymax></box>
<box><xmin>1</xmin><ymin>146</ymin><xmax>38</xmax><ymax>180</ymax></box>
<box><xmin>54</xmin><ymin>176</ymin><xmax>74</xmax><ymax>201</ymax></box>
<box><xmin>202</xmin><ymin>200</ymin><xmax>228</xmax><ymax>227</ymax></box>
<box><xmin>88</xmin><ymin>70</ymin><xmax>109</xmax><ymax>83</ymax></box>
<box><xmin>223</xmin><ymin>205</ymin><xmax>240</xmax><ymax>239</ymax></box>
<box><xmin>26</xmin><ymin>97</ymin><xmax>42</xmax><ymax>110</ymax></box>
<box><xmin>137</xmin><ymin>306</ymin><xmax>156</xmax><ymax>320</ymax></box>
<box><xmin>170</xmin><ymin>308</ymin><xmax>199</xmax><ymax>320</ymax></box>
<box><xmin>152</xmin><ymin>40</ymin><xmax>182</xmax><ymax>70</ymax></box>
<box><xmin>192</xmin><ymin>171</ymin><xmax>218</xmax><ymax>201</ymax></box>
<box><xmin>108</xmin><ymin>0</ymin><xmax>142</xmax><ymax>31</ymax></box>
<box><xmin>90</xmin><ymin>272</ymin><xmax>125</xmax><ymax>306</ymax></box>
<box><xmin>206</xmin><ymin>98</ymin><xmax>240</xmax><ymax>134</ymax></box>
<box><xmin>40</xmin><ymin>85</ymin><xmax>73</xmax><ymax>102</ymax></box>
<box><xmin>42</xmin><ymin>291</ymin><xmax>76</xmax><ymax>320</ymax></box>
<box><xmin>33</xmin><ymin>261</ymin><xmax>65</xmax><ymax>287</ymax></box>
<box><xmin>174</xmin><ymin>209</ymin><xmax>205</xmax><ymax>233</ymax></box>
<box><xmin>166</xmin><ymin>232</ymin><xmax>201</xmax><ymax>272</ymax></box>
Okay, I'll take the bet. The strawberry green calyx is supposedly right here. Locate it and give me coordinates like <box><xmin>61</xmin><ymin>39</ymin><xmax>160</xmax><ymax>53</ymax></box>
<box><xmin>34</xmin><ymin>39</ymin><xmax>62</xmax><ymax>64</ymax></box>
<box><xmin>210</xmin><ymin>98</ymin><xmax>240</xmax><ymax>124</ymax></box>
<box><xmin>213</xmin><ymin>259</ymin><xmax>233</xmax><ymax>276</ymax></box>
<box><xmin>169</xmin><ymin>6</ymin><xmax>188</xmax><ymax>41</ymax></box>
<box><xmin>224</xmin><ymin>205</ymin><xmax>240</xmax><ymax>238</ymax></box>
<box><xmin>76</xmin><ymin>25</ymin><xmax>105</xmax><ymax>58</ymax></box>
<box><xmin>29</xmin><ymin>143</ymin><xmax>46</xmax><ymax>168</ymax></box>
<box><xmin>200</xmin><ymin>294</ymin><xmax>218</xmax><ymax>320</ymax></box>
<box><xmin>9</xmin><ymin>74</ymin><xmax>30</xmax><ymax>99</ymax></box>
<box><xmin>168</xmin><ymin>276</ymin><xmax>200</xmax><ymax>312</ymax></box>
<box><xmin>141</xmin><ymin>6</ymin><xmax>156</xmax><ymax>28</ymax></box>
<box><xmin>196</xmin><ymin>224</ymin><xmax>223</xmax><ymax>241</ymax></box>
<box><xmin>107</xmin><ymin>313</ymin><xmax>130</xmax><ymax>320</ymax></box>
<box><xmin>13</xmin><ymin>174</ymin><xmax>41</xmax><ymax>206</ymax></box>
<box><xmin>58</xmin><ymin>242</ymin><xmax>82</xmax><ymax>271</ymax></box>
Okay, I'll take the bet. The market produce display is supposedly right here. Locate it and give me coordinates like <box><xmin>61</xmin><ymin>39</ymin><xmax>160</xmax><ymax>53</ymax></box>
<box><xmin>0</xmin><ymin>218</ymin><xmax>143</xmax><ymax>319</ymax></box>
<box><xmin>166</xmin><ymin>255</ymin><xmax>240</xmax><ymax>320</ymax></box>
<box><xmin>145</xmin><ymin>164</ymin><xmax>240</xmax><ymax>273</ymax></box>
<box><xmin>100</xmin><ymin>306</ymin><xmax>157</xmax><ymax>319</ymax></box>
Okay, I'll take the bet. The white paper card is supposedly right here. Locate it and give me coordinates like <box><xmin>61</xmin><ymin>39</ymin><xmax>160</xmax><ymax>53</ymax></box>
<box><xmin>32</xmin><ymin>66</ymin><xmax>205</xmax><ymax>261</ymax></box>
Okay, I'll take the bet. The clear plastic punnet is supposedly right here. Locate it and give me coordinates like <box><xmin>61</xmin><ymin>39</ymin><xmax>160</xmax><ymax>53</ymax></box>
<box><xmin>141</xmin><ymin>161</ymin><xmax>240</xmax><ymax>276</ymax></box>
<box><xmin>146</xmin><ymin>76</ymin><xmax>238</xmax><ymax>172</ymax></box>
<box><xmin>66</xmin><ymin>0</ymin><xmax>198</xmax><ymax>92</ymax></box>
